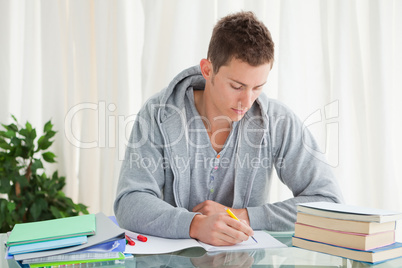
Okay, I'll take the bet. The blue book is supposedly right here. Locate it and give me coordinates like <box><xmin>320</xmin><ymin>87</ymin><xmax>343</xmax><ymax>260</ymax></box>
<box><xmin>68</xmin><ymin>238</ymin><xmax>126</xmax><ymax>254</ymax></box>
<box><xmin>8</xmin><ymin>236</ymin><xmax>87</xmax><ymax>255</ymax></box>
<box><xmin>293</xmin><ymin>236</ymin><xmax>402</xmax><ymax>264</ymax></box>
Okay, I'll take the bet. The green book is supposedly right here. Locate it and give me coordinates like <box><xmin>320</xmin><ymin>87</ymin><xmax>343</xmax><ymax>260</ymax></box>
<box><xmin>6</xmin><ymin>214</ymin><xmax>96</xmax><ymax>246</ymax></box>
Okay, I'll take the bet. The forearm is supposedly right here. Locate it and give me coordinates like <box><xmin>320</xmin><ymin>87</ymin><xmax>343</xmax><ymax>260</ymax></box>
<box><xmin>247</xmin><ymin>195</ymin><xmax>341</xmax><ymax>231</ymax></box>
<box><xmin>115</xmin><ymin>192</ymin><xmax>196</xmax><ymax>238</ymax></box>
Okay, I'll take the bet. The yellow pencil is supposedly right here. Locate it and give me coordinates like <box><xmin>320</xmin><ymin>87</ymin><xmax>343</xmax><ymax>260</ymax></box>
<box><xmin>226</xmin><ymin>208</ymin><xmax>258</xmax><ymax>243</ymax></box>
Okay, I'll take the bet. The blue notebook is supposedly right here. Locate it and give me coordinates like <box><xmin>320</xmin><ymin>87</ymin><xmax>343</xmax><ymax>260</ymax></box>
<box><xmin>8</xmin><ymin>236</ymin><xmax>87</xmax><ymax>255</ymax></box>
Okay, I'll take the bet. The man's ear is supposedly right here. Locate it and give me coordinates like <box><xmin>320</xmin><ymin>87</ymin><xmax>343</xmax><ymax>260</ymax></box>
<box><xmin>200</xmin><ymin>59</ymin><xmax>213</xmax><ymax>80</ymax></box>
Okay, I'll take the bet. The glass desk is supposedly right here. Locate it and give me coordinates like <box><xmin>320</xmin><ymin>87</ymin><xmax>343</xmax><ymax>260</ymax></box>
<box><xmin>2</xmin><ymin>232</ymin><xmax>402</xmax><ymax>267</ymax></box>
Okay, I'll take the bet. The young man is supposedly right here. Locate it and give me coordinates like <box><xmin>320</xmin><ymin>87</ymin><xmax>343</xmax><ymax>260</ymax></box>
<box><xmin>114</xmin><ymin>11</ymin><xmax>343</xmax><ymax>246</ymax></box>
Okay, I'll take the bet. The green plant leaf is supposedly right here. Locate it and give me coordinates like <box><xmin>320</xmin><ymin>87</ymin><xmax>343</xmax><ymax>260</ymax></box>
<box><xmin>57</xmin><ymin>190</ymin><xmax>66</xmax><ymax>197</ymax></box>
<box><xmin>79</xmin><ymin>204</ymin><xmax>89</xmax><ymax>214</ymax></box>
<box><xmin>37</xmin><ymin>135</ymin><xmax>53</xmax><ymax>151</ymax></box>
<box><xmin>30</xmin><ymin>198</ymin><xmax>48</xmax><ymax>221</ymax></box>
<box><xmin>50</xmin><ymin>206</ymin><xmax>62</xmax><ymax>218</ymax></box>
<box><xmin>31</xmin><ymin>159</ymin><xmax>44</xmax><ymax>175</ymax></box>
<box><xmin>7</xmin><ymin>202</ymin><xmax>16</xmax><ymax>212</ymax></box>
<box><xmin>36</xmin><ymin>191</ymin><xmax>47</xmax><ymax>196</ymax></box>
<box><xmin>30</xmin><ymin>202</ymin><xmax>42</xmax><ymax>221</ymax></box>
<box><xmin>0</xmin><ymin>138</ymin><xmax>12</xmax><ymax>150</ymax></box>
<box><xmin>27</xmin><ymin>130</ymin><xmax>37</xmax><ymax>150</ymax></box>
<box><xmin>26</xmin><ymin>192</ymin><xmax>35</xmax><ymax>201</ymax></box>
<box><xmin>18</xmin><ymin>145</ymin><xmax>30</xmax><ymax>159</ymax></box>
<box><xmin>25</xmin><ymin>122</ymin><xmax>32</xmax><ymax>132</ymax></box>
<box><xmin>19</xmin><ymin>128</ymin><xmax>29</xmax><ymax>137</ymax></box>
<box><xmin>0</xmin><ymin>199</ymin><xmax>6</xmax><ymax>213</ymax></box>
<box><xmin>0</xmin><ymin>177</ymin><xmax>11</xmax><ymax>193</ymax></box>
<box><xmin>19</xmin><ymin>127</ymin><xmax>36</xmax><ymax>141</ymax></box>
<box><xmin>10</xmin><ymin>136</ymin><xmax>21</xmax><ymax>147</ymax></box>
<box><xmin>46</xmin><ymin>130</ymin><xmax>56</xmax><ymax>139</ymax></box>
<box><xmin>1</xmin><ymin>123</ymin><xmax>18</xmax><ymax>132</ymax></box>
<box><xmin>11</xmin><ymin>114</ymin><xmax>18</xmax><ymax>123</ymax></box>
<box><xmin>15</xmin><ymin>175</ymin><xmax>29</xmax><ymax>188</ymax></box>
<box><xmin>52</xmin><ymin>170</ymin><xmax>59</xmax><ymax>180</ymax></box>
<box><xmin>44</xmin><ymin>120</ymin><xmax>53</xmax><ymax>132</ymax></box>
<box><xmin>42</xmin><ymin>152</ymin><xmax>56</xmax><ymax>163</ymax></box>
<box><xmin>0</xmin><ymin>130</ymin><xmax>16</xmax><ymax>139</ymax></box>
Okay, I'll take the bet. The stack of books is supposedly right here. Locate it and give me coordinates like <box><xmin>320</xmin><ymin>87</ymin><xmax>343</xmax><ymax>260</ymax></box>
<box><xmin>292</xmin><ymin>202</ymin><xmax>402</xmax><ymax>264</ymax></box>
<box><xmin>5</xmin><ymin>213</ymin><xmax>126</xmax><ymax>267</ymax></box>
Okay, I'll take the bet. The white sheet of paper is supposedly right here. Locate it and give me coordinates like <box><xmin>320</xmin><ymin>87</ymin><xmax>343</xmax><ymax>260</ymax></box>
<box><xmin>124</xmin><ymin>231</ymin><xmax>287</xmax><ymax>254</ymax></box>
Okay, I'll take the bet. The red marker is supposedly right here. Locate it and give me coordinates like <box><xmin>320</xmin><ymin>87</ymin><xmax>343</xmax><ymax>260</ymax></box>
<box><xmin>125</xmin><ymin>234</ymin><xmax>135</xmax><ymax>246</ymax></box>
<box><xmin>136</xmin><ymin>235</ymin><xmax>148</xmax><ymax>242</ymax></box>
<box><xmin>125</xmin><ymin>230</ymin><xmax>148</xmax><ymax>242</ymax></box>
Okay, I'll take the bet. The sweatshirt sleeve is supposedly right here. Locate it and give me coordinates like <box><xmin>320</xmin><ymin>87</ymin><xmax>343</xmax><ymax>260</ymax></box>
<box><xmin>113</xmin><ymin>102</ymin><xmax>196</xmax><ymax>238</ymax></box>
<box><xmin>247</xmin><ymin>101</ymin><xmax>344</xmax><ymax>231</ymax></box>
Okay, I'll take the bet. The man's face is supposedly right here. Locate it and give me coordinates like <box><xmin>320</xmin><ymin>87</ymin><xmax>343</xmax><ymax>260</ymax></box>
<box><xmin>205</xmin><ymin>58</ymin><xmax>271</xmax><ymax>122</ymax></box>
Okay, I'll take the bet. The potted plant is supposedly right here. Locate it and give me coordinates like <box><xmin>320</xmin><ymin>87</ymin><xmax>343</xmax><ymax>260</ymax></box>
<box><xmin>0</xmin><ymin>115</ymin><xmax>89</xmax><ymax>233</ymax></box>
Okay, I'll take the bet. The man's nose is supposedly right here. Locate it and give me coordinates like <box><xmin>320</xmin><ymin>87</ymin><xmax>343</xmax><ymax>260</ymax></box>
<box><xmin>240</xmin><ymin>89</ymin><xmax>253</xmax><ymax>108</ymax></box>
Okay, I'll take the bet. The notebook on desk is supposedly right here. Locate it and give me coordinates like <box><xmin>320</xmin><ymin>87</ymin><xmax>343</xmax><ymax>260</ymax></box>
<box><xmin>8</xmin><ymin>236</ymin><xmax>88</xmax><ymax>255</ymax></box>
<box><xmin>124</xmin><ymin>230</ymin><xmax>287</xmax><ymax>254</ymax></box>
<box><xmin>7</xmin><ymin>214</ymin><xmax>96</xmax><ymax>246</ymax></box>
<box><xmin>13</xmin><ymin>213</ymin><xmax>125</xmax><ymax>261</ymax></box>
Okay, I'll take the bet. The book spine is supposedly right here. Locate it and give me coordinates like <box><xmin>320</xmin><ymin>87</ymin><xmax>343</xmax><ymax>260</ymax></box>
<box><xmin>294</xmin><ymin>223</ymin><xmax>395</xmax><ymax>250</ymax></box>
<box><xmin>296</xmin><ymin>213</ymin><xmax>397</xmax><ymax>234</ymax></box>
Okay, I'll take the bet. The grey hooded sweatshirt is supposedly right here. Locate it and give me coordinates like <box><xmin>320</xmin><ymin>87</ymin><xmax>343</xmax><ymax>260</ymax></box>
<box><xmin>114</xmin><ymin>65</ymin><xmax>343</xmax><ymax>239</ymax></box>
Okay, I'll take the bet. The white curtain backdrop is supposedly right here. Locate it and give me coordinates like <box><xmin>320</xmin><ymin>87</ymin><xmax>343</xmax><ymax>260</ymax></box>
<box><xmin>1</xmin><ymin>0</ymin><xmax>401</xmax><ymax>222</ymax></box>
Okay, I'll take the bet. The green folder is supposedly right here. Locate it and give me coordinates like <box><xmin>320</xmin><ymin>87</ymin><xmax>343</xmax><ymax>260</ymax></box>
<box><xmin>6</xmin><ymin>214</ymin><xmax>96</xmax><ymax>246</ymax></box>
<box><xmin>28</xmin><ymin>252</ymin><xmax>125</xmax><ymax>268</ymax></box>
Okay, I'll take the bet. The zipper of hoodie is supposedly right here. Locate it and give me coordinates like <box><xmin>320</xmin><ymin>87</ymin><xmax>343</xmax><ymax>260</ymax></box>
<box><xmin>242</xmin><ymin>141</ymin><xmax>263</xmax><ymax>207</ymax></box>
<box><xmin>241</xmin><ymin>115</ymin><xmax>266</xmax><ymax>208</ymax></box>
<box><xmin>157</xmin><ymin>108</ymin><xmax>183</xmax><ymax>208</ymax></box>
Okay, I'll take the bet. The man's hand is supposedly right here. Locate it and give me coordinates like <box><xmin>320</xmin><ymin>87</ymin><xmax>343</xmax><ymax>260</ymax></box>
<box><xmin>192</xmin><ymin>200</ymin><xmax>251</xmax><ymax>225</ymax></box>
<box><xmin>189</xmin><ymin>213</ymin><xmax>254</xmax><ymax>246</ymax></box>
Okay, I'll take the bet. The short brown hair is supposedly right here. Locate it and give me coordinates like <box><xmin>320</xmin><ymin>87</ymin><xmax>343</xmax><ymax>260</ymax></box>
<box><xmin>207</xmin><ymin>11</ymin><xmax>274</xmax><ymax>74</ymax></box>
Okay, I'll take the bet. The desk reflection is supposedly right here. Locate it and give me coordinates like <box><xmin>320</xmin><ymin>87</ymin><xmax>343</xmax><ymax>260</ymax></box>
<box><xmin>191</xmin><ymin>251</ymin><xmax>258</xmax><ymax>267</ymax></box>
<box><xmin>136</xmin><ymin>249</ymin><xmax>263</xmax><ymax>268</ymax></box>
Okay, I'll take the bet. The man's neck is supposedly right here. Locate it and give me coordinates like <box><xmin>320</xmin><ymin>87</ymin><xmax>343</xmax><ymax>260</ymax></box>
<box><xmin>193</xmin><ymin>89</ymin><xmax>232</xmax><ymax>153</ymax></box>
<box><xmin>193</xmin><ymin>89</ymin><xmax>232</xmax><ymax>133</ymax></box>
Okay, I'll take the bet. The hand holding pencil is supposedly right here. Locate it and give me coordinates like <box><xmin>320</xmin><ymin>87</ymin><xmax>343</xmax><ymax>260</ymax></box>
<box><xmin>190</xmin><ymin>200</ymin><xmax>256</xmax><ymax>246</ymax></box>
<box><xmin>226</xmin><ymin>208</ymin><xmax>258</xmax><ymax>243</ymax></box>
